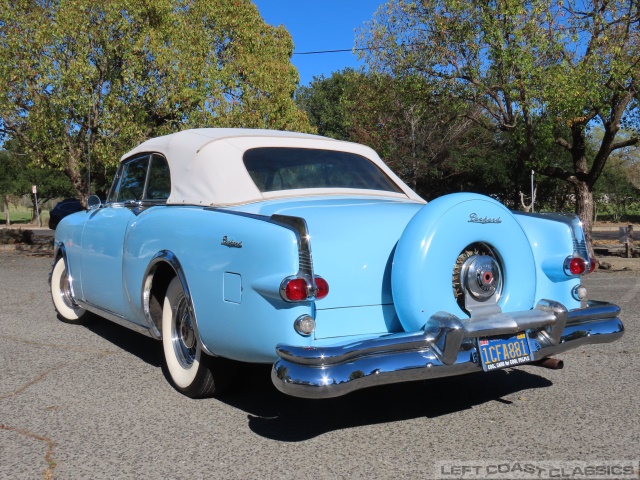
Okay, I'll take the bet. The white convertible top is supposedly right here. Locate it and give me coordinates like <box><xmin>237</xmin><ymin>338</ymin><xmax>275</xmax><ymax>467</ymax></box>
<box><xmin>121</xmin><ymin>128</ymin><xmax>424</xmax><ymax>206</ymax></box>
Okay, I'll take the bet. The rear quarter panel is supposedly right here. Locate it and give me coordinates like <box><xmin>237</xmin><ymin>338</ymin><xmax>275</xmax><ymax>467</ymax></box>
<box><xmin>514</xmin><ymin>214</ymin><xmax>581</xmax><ymax>310</ymax></box>
<box><xmin>122</xmin><ymin>206</ymin><xmax>315</xmax><ymax>363</ymax></box>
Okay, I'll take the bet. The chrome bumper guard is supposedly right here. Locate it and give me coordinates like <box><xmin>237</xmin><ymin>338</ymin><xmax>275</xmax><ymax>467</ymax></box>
<box><xmin>271</xmin><ymin>300</ymin><xmax>623</xmax><ymax>399</ymax></box>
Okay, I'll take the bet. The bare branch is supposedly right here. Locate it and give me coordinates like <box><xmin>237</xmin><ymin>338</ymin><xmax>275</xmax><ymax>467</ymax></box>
<box><xmin>555</xmin><ymin>137</ymin><xmax>573</xmax><ymax>152</ymax></box>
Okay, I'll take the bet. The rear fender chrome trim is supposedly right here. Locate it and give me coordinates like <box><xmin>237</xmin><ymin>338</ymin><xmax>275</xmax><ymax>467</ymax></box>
<box><xmin>207</xmin><ymin>209</ymin><xmax>317</xmax><ymax>299</ymax></box>
<box><xmin>516</xmin><ymin>211</ymin><xmax>591</xmax><ymax>268</ymax></box>
<box><xmin>141</xmin><ymin>250</ymin><xmax>214</xmax><ymax>355</ymax></box>
<box><xmin>49</xmin><ymin>242</ymin><xmax>80</xmax><ymax>308</ymax></box>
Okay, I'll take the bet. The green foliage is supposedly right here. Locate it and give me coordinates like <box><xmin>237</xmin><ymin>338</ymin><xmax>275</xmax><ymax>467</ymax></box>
<box><xmin>296</xmin><ymin>71</ymin><xmax>355</xmax><ymax>141</ymax></box>
<box><xmin>0</xmin><ymin>0</ymin><xmax>311</xmax><ymax>201</ymax></box>
<box><xmin>296</xmin><ymin>70</ymin><xmax>489</xmax><ymax>198</ymax></box>
<box><xmin>1</xmin><ymin>142</ymin><xmax>75</xmax><ymax>224</ymax></box>
<box><xmin>595</xmin><ymin>159</ymin><xmax>640</xmax><ymax>222</ymax></box>
<box><xmin>593</xmin><ymin>136</ymin><xmax>640</xmax><ymax>222</ymax></box>
<box><xmin>358</xmin><ymin>0</ymin><xmax>640</xmax><ymax>235</ymax></box>
<box><xmin>0</xmin><ymin>149</ymin><xmax>26</xmax><ymax>198</ymax></box>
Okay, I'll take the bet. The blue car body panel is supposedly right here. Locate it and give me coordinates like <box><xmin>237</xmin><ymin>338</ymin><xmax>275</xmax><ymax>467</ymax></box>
<box><xmin>56</xmin><ymin>192</ymin><xmax>584</xmax><ymax>363</ymax></box>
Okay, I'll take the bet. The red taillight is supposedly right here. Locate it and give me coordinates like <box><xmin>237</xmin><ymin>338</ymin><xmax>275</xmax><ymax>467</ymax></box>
<box><xmin>281</xmin><ymin>276</ymin><xmax>330</xmax><ymax>302</ymax></box>
<box><xmin>569</xmin><ymin>257</ymin><xmax>587</xmax><ymax>275</ymax></box>
<box><xmin>588</xmin><ymin>257</ymin><xmax>597</xmax><ymax>274</ymax></box>
<box><xmin>315</xmin><ymin>277</ymin><xmax>329</xmax><ymax>300</ymax></box>
<box><xmin>284</xmin><ymin>278</ymin><xmax>308</xmax><ymax>301</ymax></box>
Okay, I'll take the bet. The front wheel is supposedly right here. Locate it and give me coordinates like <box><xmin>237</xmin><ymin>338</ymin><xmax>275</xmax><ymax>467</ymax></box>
<box><xmin>50</xmin><ymin>256</ymin><xmax>87</xmax><ymax>323</ymax></box>
<box><xmin>161</xmin><ymin>276</ymin><xmax>232</xmax><ymax>398</ymax></box>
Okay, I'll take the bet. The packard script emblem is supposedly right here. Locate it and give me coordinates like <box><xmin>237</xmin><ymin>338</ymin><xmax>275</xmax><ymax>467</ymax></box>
<box><xmin>468</xmin><ymin>213</ymin><xmax>502</xmax><ymax>224</ymax></box>
<box><xmin>221</xmin><ymin>236</ymin><xmax>243</xmax><ymax>248</ymax></box>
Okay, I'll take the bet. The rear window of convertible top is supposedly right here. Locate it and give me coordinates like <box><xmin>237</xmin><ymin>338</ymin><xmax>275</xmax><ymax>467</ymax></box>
<box><xmin>243</xmin><ymin>147</ymin><xmax>403</xmax><ymax>193</ymax></box>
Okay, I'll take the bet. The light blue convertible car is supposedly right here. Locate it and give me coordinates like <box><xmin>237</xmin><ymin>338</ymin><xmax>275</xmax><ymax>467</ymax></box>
<box><xmin>50</xmin><ymin>128</ymin><xmax>624</xmax><ymax>398</ymax></box>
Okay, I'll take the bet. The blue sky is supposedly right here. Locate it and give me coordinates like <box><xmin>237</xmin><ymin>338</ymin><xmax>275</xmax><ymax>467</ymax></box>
<box><xmin>252</xmin><ymin>1</ymin><xmax>383</xmax><ymax>86</ymax></box>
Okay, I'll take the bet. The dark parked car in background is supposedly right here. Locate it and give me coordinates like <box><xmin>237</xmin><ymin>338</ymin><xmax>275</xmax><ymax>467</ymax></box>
<box><xmin>48</xmin><ymin>198</ymin><xmax>84</xmax><ymax>230</ymax></box>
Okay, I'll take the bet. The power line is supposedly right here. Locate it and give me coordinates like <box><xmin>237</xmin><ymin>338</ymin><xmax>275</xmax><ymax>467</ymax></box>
<box><xmin>293</xmin><ymin>46</ymin><xmax>379</xmax><ymax>55</ymax></box>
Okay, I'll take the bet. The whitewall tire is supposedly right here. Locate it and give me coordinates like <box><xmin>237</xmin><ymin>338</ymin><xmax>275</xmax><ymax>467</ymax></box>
<box><xmin>161</xmin><ymin>276</ymin><xmax>232</xmax><ymax>398</ymax></box>
<box><xmin>50</xmin><ymin>256</ymin><xmax>86</xmax><ymax>323</ymax></box>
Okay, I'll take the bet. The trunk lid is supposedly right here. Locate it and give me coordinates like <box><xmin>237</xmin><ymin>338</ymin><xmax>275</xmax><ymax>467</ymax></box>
<box><xmin>235</xmin><ymin>196</ymin><xmax>424</xmax><ymax>309</ymax></box>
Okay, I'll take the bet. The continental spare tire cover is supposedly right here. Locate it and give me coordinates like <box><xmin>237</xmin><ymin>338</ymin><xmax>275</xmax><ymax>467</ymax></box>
<box><xmin>392</xmin><ymin>193</ymin><xmax>536</xmax><ymax>332</ymax></box>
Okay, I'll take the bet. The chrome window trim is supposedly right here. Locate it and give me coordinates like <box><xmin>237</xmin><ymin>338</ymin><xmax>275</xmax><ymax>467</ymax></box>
<box><xmin>107</xmin><ymin>154</ymin><xmax>150</xmax><ymax>204</ymax></box>
<box><xmin>107</xmin><ymin>153</ymin><xmax>171</xmax><ymax>207</ymax></box>
<box><xmin>146</xmin><ymin>154</ymin><xmax>171</xmax><ymax>202</ymax></box>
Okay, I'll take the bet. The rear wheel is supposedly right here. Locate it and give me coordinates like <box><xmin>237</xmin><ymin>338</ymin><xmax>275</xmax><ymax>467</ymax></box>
<box><xmin>161</xmin><ymin>276</ymin><xmax>232</xmax><ymax>398</ymax></box>
<box><xmin>50</xmin><ymin>256</ymin><xmax>86</xmax><ymax>323</ymax></box>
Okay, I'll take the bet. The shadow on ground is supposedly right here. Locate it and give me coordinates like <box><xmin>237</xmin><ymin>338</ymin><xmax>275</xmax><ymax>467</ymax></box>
<box><xmin>80</xmin><ymin>317</ymin><xmax>553</xmax><ymax>442</ymax></box>
<box><xmin>82</xmin><ymin>313</ymin><xmax>163</xmax><ymax>367</ymax></box>
<box><xmin>226</xmin><ymin>364</ymin><xmax>552</xmax><ymax>441</ymax></box>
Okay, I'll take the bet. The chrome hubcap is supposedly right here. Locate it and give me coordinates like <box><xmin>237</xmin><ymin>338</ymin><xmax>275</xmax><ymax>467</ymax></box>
<box><xmin>172</xmin><ymin>295</ymin><xmax>197</xmax><ymax>368</ymax></box>
<box><xmin>59</xmin><ymin>269</ymin><xmax>77</xmax><ymax>309</ymax></box>
<box><xmin>461</xmin><ymin>255</ymin><xmax>502</xmax><ymax>301</ymax></box>
<box><xmin>453</xmin><ymin>242</ymin><xmax>503</xmax><ymax>313</ymax></box>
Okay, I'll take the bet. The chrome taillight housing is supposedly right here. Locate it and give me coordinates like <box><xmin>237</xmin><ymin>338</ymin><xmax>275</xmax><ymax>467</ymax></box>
<box><xmin>565</xmin><ymin>256</ymin><xmax>588</xmax><ymax>276</ymax></box>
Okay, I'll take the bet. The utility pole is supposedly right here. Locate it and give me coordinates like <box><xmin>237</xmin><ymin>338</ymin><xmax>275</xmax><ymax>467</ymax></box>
<box><xmin>32</xmin><ymin>185</ymin><xmax>41</xmax><ymax>227</ymax></box>
<box><xmin>531</xmin><ymin>170</ymin><xmax>535</xmax><ymax>213</ymax></box>
<box><xmin>87</xmin><ymin>113</ymin><xmax>92</xmax><ymax>199</ymax></box>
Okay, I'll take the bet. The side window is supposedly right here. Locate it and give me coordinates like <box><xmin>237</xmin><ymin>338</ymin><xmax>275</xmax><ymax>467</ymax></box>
<box><xmin>116</xmin><ymin>156</ymin><xmax>150</xmax><ymax>202</ymax></box>
<box><xmin>145</xmin><ymin>155</ymin><xmax>171</xmax><ymax>200</ymax></box>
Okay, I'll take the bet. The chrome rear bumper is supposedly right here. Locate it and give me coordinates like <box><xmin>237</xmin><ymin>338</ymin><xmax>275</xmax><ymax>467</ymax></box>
<box><xmin>271</xmin><ymin>300</ymin><xmax>623</xmax><ymax>399</ymax></box>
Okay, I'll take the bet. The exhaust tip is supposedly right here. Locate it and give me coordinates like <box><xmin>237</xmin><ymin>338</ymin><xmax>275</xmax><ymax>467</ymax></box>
<box><xmin>532</xmin><ymin>357</ymin><xmax>564</xmax><ymax>370</ymax></box>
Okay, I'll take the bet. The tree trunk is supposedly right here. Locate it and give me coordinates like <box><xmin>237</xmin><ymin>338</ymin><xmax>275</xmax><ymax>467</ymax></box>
<box><xmin>64</xmin><ymin>161</ymin><xmax>88</xmax><ymax>208</ymax></box>
<box><xmin>2</xmin><ymin>196</ymin><xmax>10</xmax><ymax>226</ymax></box>
<box><xmin>575</xmin><ymin>181</ymin><xmax>596</xmax><ymax>260</ymax></box>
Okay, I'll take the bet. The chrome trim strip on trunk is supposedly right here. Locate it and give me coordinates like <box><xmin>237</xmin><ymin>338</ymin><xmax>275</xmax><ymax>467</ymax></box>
<box><xmin>271</xmin><ymin>301</ymin><xmax>623</xmax><ymax>399</ymax></box>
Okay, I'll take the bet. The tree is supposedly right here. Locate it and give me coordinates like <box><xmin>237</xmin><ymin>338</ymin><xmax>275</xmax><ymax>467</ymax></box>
<box><xmin>25</xmin><ymin>165</ymin><xmax>76</xmax><ymax>225</ymax></box>
<box><xmin>594</xmin><ymin>157</ymin><xmax>640</xmax><ymax>221</ymax></box>
<box><xmin>0</xmin><ymin>0</ymin><xmax>311</xmax><ymax>204</ymax></box>
<box><xmin>297</xmin><ymin>70</ymin><xmax>488</xmax><ymax>198</ymax></box>
<box><xmin>591</xmin><ymin>129</ymin><xmax>640</xmax><ymax>221</ymax></box>
<box><xmin>0</xmin><ymin>149</ymin><xmax>24</xmax><ymax>225</ymax></box>
<box><xmin>296</xmin><ymin>71</ymin><xmax>355</xmax><ymax>141</ymax></box>
<box><xmin>358</xmin><ymin>0</ymin><xmax>640</xmax><ymax>250</ymax></box>
<box><xmin>1</xmin><ymin>142</ymin><xmax>75</xmax><ymax>225</ymax></box>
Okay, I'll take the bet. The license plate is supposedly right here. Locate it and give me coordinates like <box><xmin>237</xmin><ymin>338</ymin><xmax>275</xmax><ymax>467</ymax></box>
<box><xmin>478</xmin><ymin>332</ymin><xmax>532</xmax><ymax>372</ymax></box>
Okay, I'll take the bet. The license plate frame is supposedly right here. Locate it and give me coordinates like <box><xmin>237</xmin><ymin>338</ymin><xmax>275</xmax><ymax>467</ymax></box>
<box><xmin>478</xmin><ymin>332</ymin><xmax>532</xmax><ymax>372</ymax></box>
